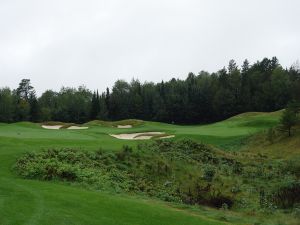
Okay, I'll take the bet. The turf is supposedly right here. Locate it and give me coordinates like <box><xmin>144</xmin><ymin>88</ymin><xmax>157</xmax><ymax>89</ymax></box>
<box><xmin>0</xmin><ymin>111</ymin><xmax>283</xmax><ymax>225</ymax></box>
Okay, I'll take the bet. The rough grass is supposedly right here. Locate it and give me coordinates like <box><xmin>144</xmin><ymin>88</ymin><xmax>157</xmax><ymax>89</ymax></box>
<box><xmin>85</xmin><ymin>119</ymin><xmax>144</xmax><ymax>127</ymax></box>
<box><xmin>242</xmin><ymin>124</ymin><xmax>300</xmax><ymax>159</ymax></box>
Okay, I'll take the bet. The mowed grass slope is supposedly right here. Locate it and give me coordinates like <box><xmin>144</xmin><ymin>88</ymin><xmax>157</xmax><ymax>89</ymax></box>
<box><xmin>0</xmin><ymin>111</ymin><xmax>282</xmax><ymax>225</ymax></box>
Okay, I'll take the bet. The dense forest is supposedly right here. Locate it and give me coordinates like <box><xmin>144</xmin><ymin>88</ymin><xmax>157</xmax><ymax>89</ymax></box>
<box><xmin>0</xmin><ymin>57</ymin><xmax>300</xmax><ymax>124</ymax></box>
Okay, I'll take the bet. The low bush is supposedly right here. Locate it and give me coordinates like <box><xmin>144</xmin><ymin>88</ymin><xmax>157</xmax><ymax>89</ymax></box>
<box><xmin>270</xmin><ymin>179</ymin><xmax>300</xmax><ymax>208</ymax></box>
<box><xmin>203</xmin><ymin>165</ymin><xmax>216</xmax><ymax>182</ymax></box>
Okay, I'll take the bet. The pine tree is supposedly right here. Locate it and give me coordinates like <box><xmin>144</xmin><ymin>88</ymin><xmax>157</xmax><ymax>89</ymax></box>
<box><xmin>105</xmin><ymin>88</ymin><xmax>110</xmax><ymax>119</ymax></box>
<box><xmin>99</xmin><ymin>94</ymin><xmax>108</xmax><ymax>120</ymax></box>
<box><xmin>16</xmin><ymin>79</ymin><xmax>34</xmax><ymax>100</ymax></box>
<box><xmin>29</xmin><ymin>91</ymin><xmax>39</xmax><ymax>122</ymax></box>
<box><xmin>280</xmin><ymin>105</ymin><xmax>298</xmax><ymax>137</ymax></box>
<box><xmin>15</xmin><ymin>79</ymin><xmax>35</xmax><ymax>121</ymax></box>
<box><xmin>90</xmin><ymin>92</ymin><xmax>98</xmax><ymax>120</ymax></box>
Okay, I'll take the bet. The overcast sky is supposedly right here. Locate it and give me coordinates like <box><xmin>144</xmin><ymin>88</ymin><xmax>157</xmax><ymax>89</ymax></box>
<box><xmin>0</xmin><ymin>0</ymin><xmax>299</xmax><ymax>95</ymax></box>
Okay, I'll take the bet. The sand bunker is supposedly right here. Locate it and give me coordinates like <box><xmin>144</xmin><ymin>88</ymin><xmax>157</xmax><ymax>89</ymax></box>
<box><xmin>110</xmin><ymin>132</ymin><xmax>174</xmax><ymax>140</ymax></box>
<box><xmin>42</xmin><ymin>125</ymin><xmax>63</xmax><ymax>130</ymax></box>
<box><xmin>67</xmin><ymin>126</ymin><xmax>88</xmax><ymax>130</ymax></box>
<box><xmin>117</xmin><ymin>125</ymin><xmax>132</xmax><ymax>128</ymax></box>
<box><xmin>42</xmin><ymin>125</ymin><xmax>88</xmax><ymax>130</ymax></box>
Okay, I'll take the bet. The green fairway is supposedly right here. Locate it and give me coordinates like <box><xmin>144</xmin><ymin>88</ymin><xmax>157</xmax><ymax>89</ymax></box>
<box><xmin>0</xmin><ymin>111</ymin><xmax>284</xmax><ymax>225</ymax></box>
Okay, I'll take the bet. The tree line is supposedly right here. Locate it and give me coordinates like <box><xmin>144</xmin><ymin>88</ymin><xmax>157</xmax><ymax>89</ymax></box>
<box><xmin>0</xmin><ymin>57</ymin><xmax>299</xmax><ymax>124</ymax></box>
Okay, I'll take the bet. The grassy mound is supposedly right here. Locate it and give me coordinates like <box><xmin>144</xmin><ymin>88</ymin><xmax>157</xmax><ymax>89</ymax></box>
<box><xmin>227</xmin><ymin>110</ymin><xmax>283</xmax><ymax>121</ymax></box>
<box><xmin>85</xmin><ymin>119</ymin><xmax>144</xmax><ymax>127</ymax></box>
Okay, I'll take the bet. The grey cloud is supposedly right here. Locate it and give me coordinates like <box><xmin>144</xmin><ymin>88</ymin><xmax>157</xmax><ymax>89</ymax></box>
<box><xmin>0</xmin><ymin>0</ymin><xmax>299</xmax><ymax>94</ymax></box>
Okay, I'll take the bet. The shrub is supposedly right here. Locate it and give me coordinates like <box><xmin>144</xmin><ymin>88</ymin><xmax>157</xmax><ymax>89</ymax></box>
<box><xmin>283</xmin><ymin>157</ymin><xmax>300</xmax><ymax>178</ymax></box>
<box><xmin>270</xmin><ymin>179</ymin><xmax>300</xmax><ymax>208</ymax></box>
<box><xmin>221</xmin><ymin>203</ymin><xmax>229</xmax><ymax>210</ymax></box>
<box><xmin>209</xmin><ymin>195</ymin><xmax>234</xmax><ymax>208</ymax></box>
<box><xmin>115</xmin><ymin>145</ymin><xmax>133</xmax><ymax>161</ymax></box>
<box><xmin>203</xmin><ymin>165</ymin><xmax>215</xmax><ymax>182</ymax></box>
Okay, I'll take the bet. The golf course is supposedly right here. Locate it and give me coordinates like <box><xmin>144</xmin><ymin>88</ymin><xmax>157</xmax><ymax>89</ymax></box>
<box><xmin>1</xmin><ymin>109</ymin><xmax>299</xmax><ymax>225</ymax></box>
<box><xmin>1</xmin><ymin>0</ymin><xmax>300</xmax><ymax>223</ymax></box>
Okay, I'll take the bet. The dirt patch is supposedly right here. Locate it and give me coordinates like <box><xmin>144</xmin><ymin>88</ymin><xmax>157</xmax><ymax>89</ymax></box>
<box><xmin>67</xmin><ymin>126</ymin><xmax>89</xmax><ymax>130</ymax></box>
<box><xmin>117</xmin><ymin>125</ymin><xmax>132</xmax><ymax>128</ymax></box>
<box><xmin>110</xmin><ymin>132</ymin><xmax>174</xmax><ymax>140</ymax></box>
<box><xmin>42</xmin><ymin>125</ymin><xmax>63</xmax><ymax>130</ymax></box>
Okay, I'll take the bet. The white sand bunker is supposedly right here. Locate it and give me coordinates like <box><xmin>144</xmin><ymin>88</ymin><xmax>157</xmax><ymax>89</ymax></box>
<box><xmin>110</xmin><ymin>132</ymin><xmax>174</xmax><ymax>140</ymax></box>
<box><xmin>67</xmin><ymin>126</ymin><xmax>88</xmax><ymax>130</ymax></box>
<box><xmin>42</xmin><ymin>125</ymin><xmax>63</xmax><ymax>130</ymax></box>
<box><xmin>117</xmin><ymin>125</ymin><xmax>132</xmax><ymax>128</ymax></box>
<box><xmin>42</xmin><ymin>125</ymin><xmax>88</xmax><ymax>130</ymax></box>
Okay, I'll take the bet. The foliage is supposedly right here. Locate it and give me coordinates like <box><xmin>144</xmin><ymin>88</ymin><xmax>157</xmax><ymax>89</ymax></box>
<box><xmin>270</xmin><ymin>179</ymin><xmax>300</xmax><ymax>208</ymax></box>
<box><xmin>280</xmin><ymin>106</ymin><xmax>299</xmax><ymax>136</ymax></box>
<box><xmin>15</xmin><ymin>138</ymin><xmax>300</xmax><ymax>213</ymax></box>
<box><xmin>0</xmin><ymin>87</ymin><xmax>14</xmax><ymax>122</ymax></box>
<box><xmin>203</xmin><ymin>165</ymin><xmax>216</xmax><ymax>182</ymax></box>
<box><xmin>1</xmin><ymin>57</ymin><xmax>300</xmax><ymax>124</ymax></box>
<box><xmin>85</xmin><ymin>119</ymin><xmax>144</xmax><ymax>127</ymax></box>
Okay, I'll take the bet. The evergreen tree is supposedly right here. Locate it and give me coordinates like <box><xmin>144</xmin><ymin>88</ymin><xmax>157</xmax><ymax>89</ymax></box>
<box><xmin>240</xmin><ymin>59</ymin><xmax>251</xmax><ymax>111</ymax></box>
<box><xmin>280</xmin><ymin>105</ymin><xmax>299</xmax><ymax>137</ymax></box>
<box><xmin>99</xmin><ymin>94</ymin><xmax>108</xmax><ymax>120</ymax></box>
<box><xmin>16</xmin><ymin>79</ymin><xmax>34</xmax><ymax>100</ymax></box>
<box><xmin>15</xmin><ymin>98</ymin><xmax>30</xmax><ymax>121</ymax></box>
<box><xmin>15</xmin><ymin>79</ymin><xmax>35</xmax><ymax>121</ymax></box>
<box><xmin>90</xmin><ymin>92</ymin><xmax>98</xmax><ymax>120</ymax></box>
<box><xmin>105</xmin><ymin>88</ymin><xmax>110</xmax><ymax>119</ymax></box>
<box><xmin>28</xmin><ymin>91</ymin><xmax>39</xmax><ymax>122</ymax></box>
<box><xmin>0</xmin><ymin>88</ymin><xmax>14</xmax><ymax>122</ymax></box>
<box><xmin>96</xmin><ymin>90</ymin><xmax>100</xmax><ymax>116</ymax></box>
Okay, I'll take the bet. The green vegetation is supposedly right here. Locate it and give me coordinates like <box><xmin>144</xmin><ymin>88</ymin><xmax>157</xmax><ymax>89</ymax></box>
<box><xmin>279</xmin><ymin>102</ymin><xmax>300</xmax><ymax>136</ymax></box>
<box><xmin>14</xmin><ymin>141</ymin><xmax>237</xmax><ymax>208</ymax></box>
<box><xmin>85</xmin><ymin>119</ymin><xmax>144</xmax><ymax>127</ymax></box>
<box><xmin>13</xmin><ymin>139</ymin><xmax>300</xmax><ymax>218</ymax></box>
<box><xmin>0</xmin><ymin>109</ymin><xmax>300</xmax><ymax>225</ymax></box>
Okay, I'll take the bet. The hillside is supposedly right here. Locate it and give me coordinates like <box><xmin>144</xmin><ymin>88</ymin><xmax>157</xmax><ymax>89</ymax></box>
<box><xmin>242</xmin><ymin>124</ymin><xmax>300</xmax><ymax>160</ymax></box>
